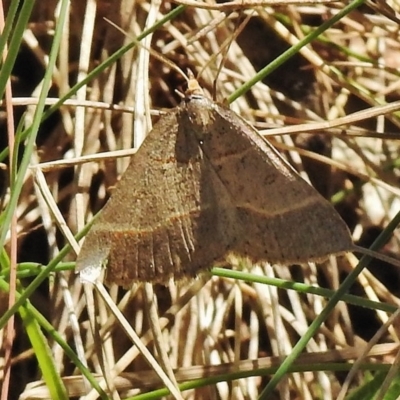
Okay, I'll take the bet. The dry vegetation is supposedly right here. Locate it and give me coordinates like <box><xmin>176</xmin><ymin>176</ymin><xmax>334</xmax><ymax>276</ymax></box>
<box><xmin>1</xmin><ymin>0</ymin><xmax>400</xmax><ymax>399</ymax></box>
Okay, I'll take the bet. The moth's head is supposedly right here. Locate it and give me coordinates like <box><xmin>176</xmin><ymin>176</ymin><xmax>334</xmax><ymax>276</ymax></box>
<box><xmin>185</xmin><ymin>75</ymin><xmax>204</xmax><ymax>98</ymax></box>
<box><xmin>180</xmin><ymin>72</ymin><xmax>217</xmax><ymax>141</ymax></box>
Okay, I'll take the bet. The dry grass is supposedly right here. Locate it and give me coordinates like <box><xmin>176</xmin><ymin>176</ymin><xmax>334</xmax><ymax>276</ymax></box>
<box><xmin>2</xmin><ymin>0</ymin><xmax>400</xmax><ymax>399</ymax></box>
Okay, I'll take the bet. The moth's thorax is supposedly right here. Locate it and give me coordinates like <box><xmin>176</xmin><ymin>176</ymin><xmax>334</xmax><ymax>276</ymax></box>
<box><xmin>184</xmin><ymin>95</ymin><xmax>215</xmax><ymax>125</ymax></box>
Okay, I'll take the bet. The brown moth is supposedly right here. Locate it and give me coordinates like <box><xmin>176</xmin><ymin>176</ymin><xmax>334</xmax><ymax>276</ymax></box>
<box><xmin>76</xmin><ymin>78</ymin><xmax>353</xmax><ymax>285</ymax></box>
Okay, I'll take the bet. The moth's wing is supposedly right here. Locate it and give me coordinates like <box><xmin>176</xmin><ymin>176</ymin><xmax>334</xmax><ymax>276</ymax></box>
<box><xmin>190</xmin><ymin>98</ymin><xmax>353</xmax><ymax>264</ymax></box>
<box><xmin>76</xmin><ymin>106</ymin><xmax>240</xmax><ymax>285</ymax></box>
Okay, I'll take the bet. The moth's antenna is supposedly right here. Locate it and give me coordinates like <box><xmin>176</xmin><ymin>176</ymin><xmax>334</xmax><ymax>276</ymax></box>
<box><xmin>212</xmin><ymin>11</ymin><xmax>253</xmax><ymax>101</ymax></box>
<box><xmin>104</xmin><ymin>17</ymin><xmax>189</xmax><ymax>82</ymax></box>
<box><xmin>192</xmin><ymin>11</ymin><xmax>253</xmax><ymax>100</ymax></box>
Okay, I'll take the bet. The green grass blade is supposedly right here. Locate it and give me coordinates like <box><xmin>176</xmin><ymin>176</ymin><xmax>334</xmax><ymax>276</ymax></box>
<box><xmin>18</xmin><ymin>304</ymin><xmax>69</xmax><ymax>400</ymax></box>
<box><xmin>228</xmin><ymin>0</ymin><xmax>367</xmax><ymax>103</ymax></box>
<box><xmin>0</xmin><ymin>0</ymin><xmax>34</xmax><ymax>100</ymax></box>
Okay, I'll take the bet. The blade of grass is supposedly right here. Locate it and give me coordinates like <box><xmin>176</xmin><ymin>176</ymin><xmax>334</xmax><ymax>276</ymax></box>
<box><xmin>0</xmin><ymin>279</ymin><xmax>108</xmax><ymax>399</ymax></box>
<box><xmin>0</xmin><ymin>0</ymin><xmax>69</xmax><ymax>262</ymax></box>
<box><xmin>126</xmin><ymin>362</ymin><xmax>391</xmax><ymax>400</ymax></box>
<box><xmin>18</xmin><ymin>304</ymin><xmax>69</xmax><ymax>400</ymax></box>
<box><xmin>0</xmin><ymin>222</ymin><xmax>92</xmax><ymax>331</ymax></box>
<box><xmin>0</xmin><ymin>2</ymin><xmax>35</xmax><ymax>399</ymax></box>
<box><xmin>346</xmin><ymin>371</ymin><xmax>386</xmax><ymax>400</ymax></box>
<box><xmin>0</xmin><ymin>0</ymin><xmax>34</xmax><ymax>100</ymax></box>
<box><xmin>211</xmin><ymin>268</ymin><xmax>397</xmax><ymax>314</ymax></box>
<box><xmin>0</xmin><ymin>0</ymin><xmax>19</xmax><ymax>61</ymax></box>
<box><xmin>228</xmin><ymin>0</ymin><xmax>367</xmax><ymax>102</ymax></box>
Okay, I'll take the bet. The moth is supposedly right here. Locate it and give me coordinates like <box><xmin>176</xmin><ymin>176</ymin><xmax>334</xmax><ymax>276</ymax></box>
<box><xmin>76</xmin><ymin>78</ymin><xmax>353</xmax><ymax>285</ymax></box>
